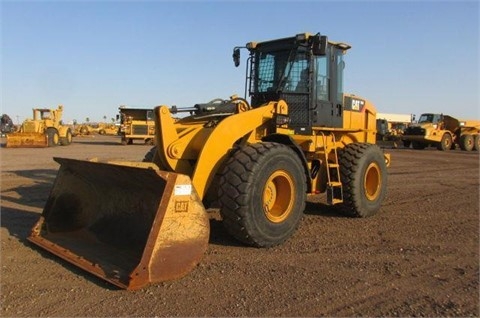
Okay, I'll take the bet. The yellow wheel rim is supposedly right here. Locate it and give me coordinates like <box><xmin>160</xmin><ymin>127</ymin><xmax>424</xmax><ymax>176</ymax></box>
<box><xmin>53</xmin><ymin>133</ymin><xmax>59</xmax><ymax>145</ymax></box>
<box><xmin>364</xmin><ymin>162</ymin><xmax>381</xmax><ymax>201</ymax></box>
<box><xmin>263</xmin><ymin>170</ymin><xmax>294</xmax><ymax>223</ymax></box>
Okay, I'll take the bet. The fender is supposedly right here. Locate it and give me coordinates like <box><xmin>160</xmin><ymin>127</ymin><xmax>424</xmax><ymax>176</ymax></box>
<box><xmin>262</xmin><ymin>133</ymin><xmax>312</xmax><ymax>192</ymax></box>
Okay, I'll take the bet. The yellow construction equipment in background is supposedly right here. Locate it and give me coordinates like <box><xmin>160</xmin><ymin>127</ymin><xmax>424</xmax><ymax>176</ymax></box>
<box><xmin>97</xmin><ymin>122</ymin><xmax>119</xmax><ymax>135</ymax></box>
<box><xmin>28</xmin><ymin>33</ymin><xmax>390</xmax><ymax>290</ymax></box>
<box><xmin>6</xmin><ymin>105</ymin><xmax>72</xmax><ymax>147</ymax></box>
<box><xmin>117</xmin><ymin>107</ymin><xmax>155</xmax><ymax>145</ymax></box>
<box><xmin>402</xmin><ymin>113</ymin><xmax>480</xmax><ymax>151</ymax></box>
<box><xmin>72</xmin><ymin>122</ymin><xmax>119</xmax><ymax>136</ymax></box>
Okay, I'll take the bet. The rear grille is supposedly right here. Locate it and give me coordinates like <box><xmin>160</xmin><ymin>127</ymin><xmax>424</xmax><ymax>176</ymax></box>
<box><xmin>23</xmin><ymin>122</ymin><xmax>36</xmax><ymax>133</ymax></box>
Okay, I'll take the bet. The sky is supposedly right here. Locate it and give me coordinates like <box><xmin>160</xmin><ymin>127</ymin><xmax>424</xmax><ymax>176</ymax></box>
<box><xmin>1</xmin><ymin>0</ymin><xmax>479</xmax><ymax>124</ymax></box>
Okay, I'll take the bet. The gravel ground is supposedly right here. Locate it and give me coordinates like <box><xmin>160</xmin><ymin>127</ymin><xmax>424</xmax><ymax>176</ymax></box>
<box><xmin>1</xmin><ymin>135</ymin><xmax>479</xmax><ymax>317</ymax></box>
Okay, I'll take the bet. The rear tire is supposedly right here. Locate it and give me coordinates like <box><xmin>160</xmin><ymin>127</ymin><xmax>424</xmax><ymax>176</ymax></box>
<box><xmin>60</xmin><ymin>129</ymin><xmax>72</xmax><ymax>145</ymax></box>
<box><xmin>473</xmin><ymin>135</ymin><xmax>480</xmax><ymax>151</ymax></box>
<box><xmin>46</xmin><ymin>128</ymin><xmax>59</xmax><ymax>147</ymax></box>
<box><xmin>402</xmin><ymin>140</ymin><xmax>411</xmax><ymax>148</ymax></box>
<box><xmin>218</xmin><ymin>142</ymin><xmax>306</xmax><ymax>247</ymax></box>
<box><xmin>460</xmin><ymin>134</ymin><xmax>474</xmax><ymax>151</ymax></box>
<box><xmin>338</xmin><ymin>143</ymin><xmax>387</xmax><ymax>218</ymax></box>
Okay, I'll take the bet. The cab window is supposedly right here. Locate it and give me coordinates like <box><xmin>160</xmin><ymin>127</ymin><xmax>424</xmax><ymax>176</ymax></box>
<box><xmin>315</xmin><ymin>55</ymin><xmax>329</xmax><ymax>101</ymax></box>
<box><xmin>147</xmin><ymin>110</ymin><xmax>153</xmax><ymax>120</ymax></box>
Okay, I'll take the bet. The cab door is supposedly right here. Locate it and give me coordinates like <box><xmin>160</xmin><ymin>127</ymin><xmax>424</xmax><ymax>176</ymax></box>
<box><xmin>311</xmin><ymin>46</ymin><xmax>344</xmax><ymax>128</ymax></box>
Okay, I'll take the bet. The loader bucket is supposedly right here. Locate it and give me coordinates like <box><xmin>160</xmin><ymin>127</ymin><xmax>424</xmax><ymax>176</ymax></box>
<box><xmin>5</xmin><ymin>133</ymin><xmax>48</xmax><ymax>148</ymax></box>
<box><xmin>28</xmin><ymin>157</ymin><xmax>210</xmax><ymax>290</ymax></box>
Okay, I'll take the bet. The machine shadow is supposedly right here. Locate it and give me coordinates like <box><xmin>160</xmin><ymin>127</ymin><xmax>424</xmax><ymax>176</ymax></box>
<box><xmin>72</xmin><ymin>138</ymin><xmax>123</xmax><ymax>146</ymax></box>
<box><xmin>1</xmin><ymin>169</ymin><xmax>57</xmax><ymax>241</ymax></box>
<box><xmin>1</xmin><ymin>206</ymin><xmax>40</xmax><ymax>242</ymax></box>
<box><xmin>207</xmin><ymin>199</ymin><xmax>349</xmax><ymax>248</ymax></box>
<box><xmin>1</xmin><ymin>169</ymin><xmax>57</xmax><ymax>209</ymax></box>
<box><xmin>2</xmin><ymin>206</ymin><xmax>119</xmax><ymax>290</ymax></box>
<box><xmin>2</xmin><ymin>169</ymin><xmax>140</xmax><ymax>291</ymax></box>
<box><xmin>304</xmin><ymin>200</ymin><xmax>349</xmax><ymax>218</ymax></box>
<box><xmin>208</xmin><ymin>219</ymin><xmax>244</xmax><ymax>247</ymax></box>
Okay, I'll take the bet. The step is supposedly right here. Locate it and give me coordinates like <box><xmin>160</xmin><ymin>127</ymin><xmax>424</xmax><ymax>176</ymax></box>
<box><xmin>327</xmin><ymin>181</ymin><xmax>342</xmax><ymax>187</ymax></box>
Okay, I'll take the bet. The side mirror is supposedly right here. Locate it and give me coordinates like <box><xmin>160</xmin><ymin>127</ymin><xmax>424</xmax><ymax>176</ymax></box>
<box><xmin>312</xmin><ymin>35</ymin><xmax>328</xmax><ymax>56</ymax></box>
<box><xmin>233</xmin><ymin>48</ymin><xmax>240</xmax><ymax>67</ymax></box>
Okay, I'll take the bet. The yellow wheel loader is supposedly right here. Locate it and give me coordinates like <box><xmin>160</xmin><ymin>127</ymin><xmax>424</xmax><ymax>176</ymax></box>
<box><xmin>28</xmin><ymin>33</ymin><xmax>390</xmax><ymax>290</ymax></box>
<box><xmin>6</xmin><ymin>105</ymin><xmax>72</xmax><ymax>147</ymax></box>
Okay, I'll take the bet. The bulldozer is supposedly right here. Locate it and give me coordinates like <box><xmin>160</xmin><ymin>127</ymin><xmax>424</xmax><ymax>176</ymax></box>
<box><xmin>6</xmin><ymin>105</ymin><xmax>72</xmax><ymax>147</ymax></box>
<box><xmin>28</xmin><ymin>33</ymin><xmax>390</xmax><ymax>290</ymax></box>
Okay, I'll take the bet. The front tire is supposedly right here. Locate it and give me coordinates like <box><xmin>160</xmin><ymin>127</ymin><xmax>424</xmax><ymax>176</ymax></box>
<box><xmin>46</xmin><ymin>128</ymin><xmax>59</xmax><ymax>147</ymax></box>
<box><xmin>437</xmin><ymin>133</ymin><xmax>452</xmax><ymax>151</ymax></box>
<box><xmin>218</xmin><ymin>142</ymin><xmax>307</xmax><ymax>247</ymax></box>
<box><xmin>338</xmin><ymin>143</ymin><xmax>388</xmax><ymax>218</ymax></box>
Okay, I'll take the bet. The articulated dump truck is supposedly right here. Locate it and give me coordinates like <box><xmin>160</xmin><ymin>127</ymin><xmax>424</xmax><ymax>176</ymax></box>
<box><xmin>402</xmin><ymin>113</ymin><xmax>480</xmax><ymax>151</ymax></box>
<box><xmin>6</xmin><ymin>105</ymin><xmax>72</xmax><ymax>148</ymax></box>
<box><xmin>28</xmin><ymin>33</ymin><xmax>390</xmax><ymax>290</ymax></box>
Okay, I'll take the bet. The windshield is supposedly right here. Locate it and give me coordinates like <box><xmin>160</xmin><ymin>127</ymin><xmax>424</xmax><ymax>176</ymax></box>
<box><xmin>41</xmin><ymin>111</ymin><xmax>52</xmax><ymax>119</ymax></box>
<box><xmin>418</xmin><ymin>114</ymin><xmax>440</xmax><ymax>124</ymax></box>
<box><xmin>253</xmin><ymin>49</ymin><xmax>308</xmax><ymax>94</ymax></box>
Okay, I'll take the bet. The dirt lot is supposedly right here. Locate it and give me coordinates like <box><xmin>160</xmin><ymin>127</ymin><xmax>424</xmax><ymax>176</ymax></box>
<box><xmin>1</xmin><ymin>135</ymin><xmax>479</xmax><ymax>317</ymax></box>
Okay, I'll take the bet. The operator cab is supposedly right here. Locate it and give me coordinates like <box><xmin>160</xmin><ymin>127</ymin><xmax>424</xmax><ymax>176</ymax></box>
<box><xmin>40</xmin><ymin>110</ymin><xmax>52</xmax><ymax>120</ymax></box>
<box><xmin>418</xmin><ymin>113</ymin><xmax>442</xmax><ymax>124</ymax></box>
<box><xmin>235</xmin><ymin>33</ymin><xmax>351</xmax><ymax>134</ymax></box>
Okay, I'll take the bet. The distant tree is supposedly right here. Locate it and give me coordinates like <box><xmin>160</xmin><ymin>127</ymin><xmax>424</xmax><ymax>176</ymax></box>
<box><xmin>73</xmin><ymin>119</ymin><xmax>77</xmax><ymax>125</ymax></box>
<box><xmin>103</xmin><ymin>115</ymin><xmax>107</xmax><ymax>122</ymax></box>
<box><xmin>86</xmin><ymin>117</ymin><xmax>90</xmax><ymax>123</ymax></box>
<box><xmin>111</xmin><ymin>117</ymin><xmax>115</xmax><ymax>123</ymax></box>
